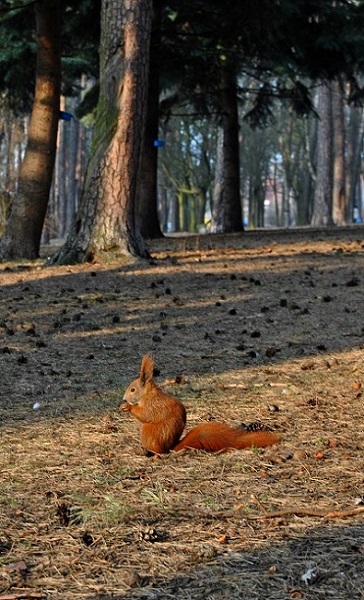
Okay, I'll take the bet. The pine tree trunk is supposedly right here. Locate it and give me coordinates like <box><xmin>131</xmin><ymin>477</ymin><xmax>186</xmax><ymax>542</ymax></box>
<box><xmin>0</xmin><ymin>0</ymin><xmax>61</xmax><ymax>259</ymax></box>
<box><xmin>137</xmin><ymin>0</ymin><xmax>163</xmax><ymax>239</ymax></box>
<box><xmin>311</xmin><ymin>82</ymin><xmax>334</xmax><ymax>227</ymax></box>
<box><xmin>64</xmin><ymin>98</ymin><xmax>80</xmax><ymax>237</ymax></box>
<box><xmin>331</xmin><ymin>78</ymin><xmax>346</xmax><ymax>225</ymax></box>
<box><xmin>221</xmin><ymin>68</ymin><xmax>243</xmax><ymax>232</ymax></box>
<box><xmin>301</xmin><ymin>115</ymin><xmax>317</xmax><ymax>223</ymax></box>
<box><xmin>51</xmin><ymin>0</ymin><xmax>152</xmax><ymax>264</ymax></box>
<box><xmin>346</xmin><ymin>107</ymin><xmax>364</xmax><ymax>222</ymax></box>
<box><xmin>57</xmin><ymin>113</ymin><xmax>67</xmax><ymax>238</ymax></box>
<box><xmin>211</xmin><ymin>125</ymin><xmax>224</xmax><ymax>232</ymax></box>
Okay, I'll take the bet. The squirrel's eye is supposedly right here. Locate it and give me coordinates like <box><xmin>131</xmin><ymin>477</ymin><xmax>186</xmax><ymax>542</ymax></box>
<box><xmin>130</xmin><ymin>387</ymin><xmax>136</xmax><ymax>393</ymax></box>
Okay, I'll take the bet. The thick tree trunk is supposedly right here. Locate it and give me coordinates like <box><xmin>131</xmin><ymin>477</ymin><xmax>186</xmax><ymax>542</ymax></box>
<box><xmin>52</xmin><ymin>0</ymin><xmax>152</xmax><ymax>264</ymax></box>
<box><xmin>0</xmin><ymin>0</ymin><xmax>61</xmax><ymax>259</ymax></box>
<box><xmin>221</xmin><ymin>69</ymin><xmax>243</xmax><ymax>233</ymax></box>
<box><xmin>311</xmin><ymin>82</ymin><xmax>334</xmax><ymax>226</ymax></box>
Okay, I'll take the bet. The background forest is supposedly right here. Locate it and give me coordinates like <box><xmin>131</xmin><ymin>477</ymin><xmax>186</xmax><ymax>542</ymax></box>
<box><xmin>1</xmin><ymin>0</ymin><xmax>364</xmax><ymax>260</ymax></box>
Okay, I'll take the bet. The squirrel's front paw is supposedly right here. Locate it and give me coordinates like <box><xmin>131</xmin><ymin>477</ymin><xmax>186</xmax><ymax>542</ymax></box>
<box><xmin>121</xmin><ymin>401</ymin><xmax>131</xmax><ymax>412</ymax></box>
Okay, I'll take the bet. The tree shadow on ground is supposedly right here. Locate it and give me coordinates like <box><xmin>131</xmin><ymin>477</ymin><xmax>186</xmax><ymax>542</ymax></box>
<box><xmin>1</xmin><ymin>228</ymin><xmax>364</xmax><ymax>426</ymax></box>
<box><xmin>88</xmin><ymin>520</ymin><xmax>364</xmax><ymax>600</ymax></box>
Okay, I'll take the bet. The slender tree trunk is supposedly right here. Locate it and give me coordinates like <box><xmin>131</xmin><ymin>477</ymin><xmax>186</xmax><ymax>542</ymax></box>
<box><xmin>45</xmin><ymin>96</ymin><xmax>66</xmax><ymax>243</ymax></box>
<box><xmin>299</xmin><ymin>115</ymin><xmax>317</xmax><ymax>223</ymax></box>
<box><xmin>171</xmin><ymin>193</ymin><xmax>179</xmax><ymax>232</ymax></box>
<box><xmin>0</xmin><ymin>0</ymin><xmax>61</xmax><ymax>259</ymax></box>
<box><xmin>272</xmin><ymin>162</ymin><xmax>281</xmax><ymax>227</ymax></box>
<box><xmin>280</xmin><ymin>109</ymin><xmax>295</xmax><ymax>226</ymax></box>
<box><xmin>211</xmin><ymin>125</ymin><xmax>224</xmax><ymax>232</ymax></box>
<box><xmin>221</xmin><ymin>68</ymin><xmax>243</xmax><ymax>232</ymax></box>
<box><xmin>0</xmin><ymin>113</ymin><xmax>22</xmax><ymax>235</ymax></box>
<box><xmin>64</xmin><ymin>98</ymin><xmax>80</xmax><ymax>236</ymax></box>
<box><xmin>197</xmin><ymin>189</ymin><xmax>206</xmax><ymax>230</ymax></box>
<box><xmin>159</xmin><ymin>185</ymin><xmax>168</xmax><ymax>232</ymax></box>
<box><xmin>298</xmin><ymin>170</ymin><xmax>313</xmax><ymax>225</ymax></box>
<box><xmin>331</xmin><ymin>78</ymin><xmax>346</xmax><ymax>225</ymax></box>
<box><xmin>52</xmin><ymin>0</ymin><xmax>152</xmax><ymax>265</ymax></box>
<box><xmin>346</xmin><ymin>107</ymin><xmax>364</xmax><ymax>222</ymax></box>
<box><xmin>311</xmin><ymin>82</ymin><xmax>334</xmax><ymax>226</ymax></box>
<box><xmin>248</xmin><ymin>179</ymin><xmax>254</xmax><ymax>228</ymax></box>
<box><xmin>256</xmin><ymin>182</ymin><xmax>265</xmax><ymax>227</ymax></box>
<box><xmin>57</xmin><ymin>98</ymin><xmax>67</xmax><ymax>238</ymax></box>
<box><xmin>137</xmin><ymin>0</ymin><xmax>163</xmax><ymax>239</ymax></box>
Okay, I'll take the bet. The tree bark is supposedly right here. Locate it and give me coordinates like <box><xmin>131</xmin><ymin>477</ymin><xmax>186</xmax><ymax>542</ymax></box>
<box><xmin>221</xmin><ymin>68</ymin><xmax>243</xmax><ymax>233</ymax></box>
<box><xmin>64</xmin><ymin>97</ymin><xmax>80</xmax><ymax>237</ymax></box>
<box><xmin>211</xmin><ymin>125</ymin><xmax>224</xmax><ymax>232</ymax></box>
<box><xmin>137</xmin><ymin>0</ymin><xmax>163</xmax><ymax>239</ymax></box>
<box><xmin>331</xmin><ymin>78</ymin><xmax>346</xmax><ymax>225</ymax></box>
<box><xmin>51</xmin><ymin>0</ymin><xmax>152</xmax><ymax>264</ymax></box>
<box><xmin>311</xmin><ymin>82</ymin><xmax>334</xmax><ymax>227</ymax></box>
<box><xmin>346</xmin><ymin>107</ymin><xmax>364</xmax><ymax>222</ymax></box>
<box><xmin>0</xmin><ymin>0</ymin><xmax>61</xmax><ymax>259</ymax></box>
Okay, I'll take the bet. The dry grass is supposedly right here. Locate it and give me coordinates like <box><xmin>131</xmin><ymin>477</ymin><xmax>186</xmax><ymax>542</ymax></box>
<box><xmin>1</xmin><ymin>227</ymin><xmax>364</xmax><ymax>599</ymax></box>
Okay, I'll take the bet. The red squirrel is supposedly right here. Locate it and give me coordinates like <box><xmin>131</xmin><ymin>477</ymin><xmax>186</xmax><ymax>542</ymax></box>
<box><xmin>122</xmin><ymin>355</ymin><xmax>187</xmax><ymax>454</ymax></box>
<box><xmin>121</xmin><ymin>355</ymin><xmax>281</xmax><ymax>454</ymax></box>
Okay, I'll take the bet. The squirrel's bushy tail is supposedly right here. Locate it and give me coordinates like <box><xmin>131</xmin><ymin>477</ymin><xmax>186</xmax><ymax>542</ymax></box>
<box><xmin>173</xmin><ymin>422</ymin><xmax>281</xmax><ymax>452</ymax></box>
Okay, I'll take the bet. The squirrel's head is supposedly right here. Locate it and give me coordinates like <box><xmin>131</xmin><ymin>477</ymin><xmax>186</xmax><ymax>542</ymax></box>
<box><xmin>121</xmin><ymin>355</ymin><xmax>155</xmax><ymax>406</ymax></box>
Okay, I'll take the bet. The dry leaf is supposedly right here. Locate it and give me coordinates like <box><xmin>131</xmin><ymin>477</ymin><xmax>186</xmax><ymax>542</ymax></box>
<box><xmin>315</xmin><ymin>450</ymin><xmax>326</xmax><ymax>460</ymax></box>
<box><xmin>301</xmin><ymin>360</ymin><xmax>316</xmax><ymax>371</ymax></box>
<box><xmin>289</xmin><ymin>588</ymin><xmax>303</xmax><ymax>598</ymax></box>
<box><xmin>218</xmin><ymin>534</ymin><xmax>228</xmax><ymax>544</ymax></box>
<box><xmin>2</xmin><ymin>561</ymin><xmax>27</xmax><ymax>575</ymax></box>
<box><xmin>293</xmin><ymin>449</ymin><xmax>307</xmax><ymax>460</ymax></box>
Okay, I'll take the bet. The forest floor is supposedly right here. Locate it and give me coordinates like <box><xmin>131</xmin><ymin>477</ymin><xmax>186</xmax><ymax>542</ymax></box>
<box><xmin>1</xmin><ymin>226</ymin><xmax>364</xmax><ymax>600</ymax></box>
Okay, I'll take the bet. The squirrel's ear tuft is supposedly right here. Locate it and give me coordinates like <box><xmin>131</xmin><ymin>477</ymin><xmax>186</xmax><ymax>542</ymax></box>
<box><xmin>140</xmin><ymin>355</ymin><xmax>154</xmax><ymax>386</ymax></box>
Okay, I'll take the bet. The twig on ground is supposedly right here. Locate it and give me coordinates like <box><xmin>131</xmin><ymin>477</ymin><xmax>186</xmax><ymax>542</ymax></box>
<box><xmin>0</xmin><ymin>592</ymin><xmax>45</xmax><ymax>600</ymax></box>
<box><xmin>236</xmin><ymin>506</ymin><xmax>364</xmax><ymax>520</ymax></box>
